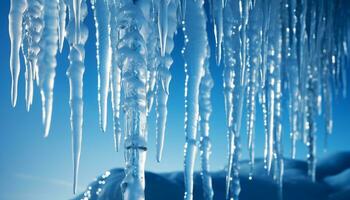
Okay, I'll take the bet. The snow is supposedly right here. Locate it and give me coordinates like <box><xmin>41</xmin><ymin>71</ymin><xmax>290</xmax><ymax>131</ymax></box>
<box><xmin>73</xmin><ymin>152</ymin><xmax>350</xmax><ymax>200</ymax></box>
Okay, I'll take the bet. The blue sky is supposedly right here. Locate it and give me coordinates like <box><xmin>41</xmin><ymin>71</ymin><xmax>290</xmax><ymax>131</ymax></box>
<box><xmin>0</xmin><ymin>1</ymin><xmax>349</xmax><ymax>199</ymax></box>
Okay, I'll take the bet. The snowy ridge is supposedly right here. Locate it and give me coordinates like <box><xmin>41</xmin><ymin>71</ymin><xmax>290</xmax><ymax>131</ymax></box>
<box><xmin>73</xmin><ymin>152</ymin><xmax>350</xmax><ymax>200</ymax></box>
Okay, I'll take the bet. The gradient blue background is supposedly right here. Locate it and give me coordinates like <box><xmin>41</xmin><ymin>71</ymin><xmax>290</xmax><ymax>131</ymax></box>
<box><xmin>0</xmin><ymin>1</ymin><xmax>349</xmax><ymax>199</ymax></box>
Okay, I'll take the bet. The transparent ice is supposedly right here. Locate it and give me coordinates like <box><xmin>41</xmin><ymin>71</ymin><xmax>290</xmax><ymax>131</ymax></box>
<box><xmin>8</xmin><ymin>0</ymin><xmax>349</xmax><ymax>199</ymax></box>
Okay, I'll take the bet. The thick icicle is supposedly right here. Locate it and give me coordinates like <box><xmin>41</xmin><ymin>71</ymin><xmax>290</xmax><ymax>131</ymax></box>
<box><xmin>91</xmin><ymin>0</ymin><xmax>112</xmax><ymax>132</ymax></box>
<box><xmin>37</xmin><ymin>0</ymin><xmax>60</xmax><ymax>137</ymax></box>
<box><xmin>21</xmin><ymin>0</ymin><xmax>44</xmax><ymax>111</ymax></box>
<box><xmin>9</xmin><ymin>0</ymin><xmax>27</xmax><ymax>107</ymax></box>
<box><xmin>199</xmin><ymin>54</ymin><xmax>214</xmax><ymax>200</ymax></box>
<box><xmin>117</xmin><ymin>0</ymin><xmax>148</xmax><ymax>199</ymax></box>
<box><xmin>183</xmin><ymin>0</ymin><xmax>208</xmax><ymax>199</ymax></box>
<box><xmin>223</xmin><ymin>0</ymin><xmax>243</xmax><ymax>198</ymax></box>
<box><xmin>155</xmin><ymin>0</ymin><xmax>177</xmax><ymax>162</ymax></box>
<box><xmin>58</xmin><ymin>0</ymin><xmax>67</xmax><ymax>52</ymax></box>
<box><xmin>109</xmin><ymin>0</ymin><xmax>122</xmax><ymax>151</ymax></box>
<box><xmin>213</xmin><ymin>0</ymin><xmax>223</xmax><ymax>65</ymax></box>
<box><xmin>66</xmin><ymin>0</ymin><xmax>88</xmax><ymax>194</ymax></box>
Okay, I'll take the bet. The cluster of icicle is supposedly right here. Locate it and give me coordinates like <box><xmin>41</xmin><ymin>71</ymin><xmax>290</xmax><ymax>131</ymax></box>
<box><xmin>8</xmin><ymin>0</ymin><xmax>349</xmax><ymax>200</ymax></box>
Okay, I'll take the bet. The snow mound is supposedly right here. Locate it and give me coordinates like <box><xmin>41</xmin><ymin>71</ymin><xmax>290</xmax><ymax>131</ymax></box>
<box><xmin>73</xmin><ymin>152</ymin><xmax>350</xmax><ymax>200</ymax></box>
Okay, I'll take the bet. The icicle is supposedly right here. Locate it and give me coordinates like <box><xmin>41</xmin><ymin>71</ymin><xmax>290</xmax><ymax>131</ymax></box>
<box><xmin>287</xmin><ymin>0</ymin><xmax>300</xmax><ymax>159</ymax></box>
<box><xmin>146</xmin><ymin>2</ymin><xmax>160</xmax><ymax>113</ymax></box>
<box><xmin>183</xmin><ymin>0</ymin><xmax>208</xmax><ymax>199</ymax></box>
<box><xmin>246</xmin><ymin>0</ymin><xmax>262</xmax><ymax>179</ymax></box>
<box><xmin>117</xmin><ymin>1</ymin><xmax>148</xmax><ymax>199</ymax></box>
<box><xmin>91</xmin><ymin>0</ymin><xmax>112</xmax><ymax>132</ymax></box>
<box><xmin>223</xmin><ymin>0</ymin><xmax>244</xmax><ymax>199</ymax></box>
<box><xmin>73</xmin><ymin>0</ymin><xmax>82</xmax><ymax>43</ymax></box>
<box><xmin>302</xmin><ymin>0</ymin><xmax>319</xmax><ymax>182</ymax></box>
<box><xmin>9</xmin><ymin>0</ymin><xmax>27</xmax><ymax>107</ymax></box>
<box><xmin>239</xmin><ymin>0</ymin><xmax>250</xmax><ymax>86</ymax></box>
<box><xmin>261</xmin><ymin>0</ymin><xmax>271</xmax><ymax>169</ymax></box>
<box><xmin>58</xmin><ymin>0</ymin><xmax>67</xmax><ymax>52</ymax></box>
<box><xmin>213</xmin><ymin>0</ymin><xmax>223</xmax><ymax>65</ymax></box>
<box><xmin>109</xmin><ymin>0</ymin><xmax>122</xmax><ymax>151</ymax></box>
<box><xmin>180</xmin><ymin>0</ymin><xmax>186</xmax><ymax>21</ymax></box>
<box><xmin>199</xmin><ymin>50</ymin><xmax>214</xmax><ymax>200</ymax></box>
<box><xmin>37</xmin><ymin>0</ymin><xmax>59</xmax><ymax>137</ymax></box>
<box><xmin>155</xmin><ymin>0</ymin><xmax>177</xmax><ymax>162</ymax></box>
<box><xmin>158</xmin><ymin>0</ymin><xmax>170</xmax><ymax>57</ymax></box>
<box><xmin>21</xmin><ymin>0</ymin><xmax>44</xmax><ymax>111</ymax></box>
<box><xmin>66</xmin><ymin>0</ymin><xmax>88</xmax><ymax>193</ymax></box>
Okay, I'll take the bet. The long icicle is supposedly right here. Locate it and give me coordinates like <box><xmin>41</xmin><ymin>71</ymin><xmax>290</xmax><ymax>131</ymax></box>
<box><xmin>199</xmin><ymin>50</ymin><xmax>214</xmax><ymax>200</ymax></box>
<box><xmin>223</xmin><ymin>0</ymin><xmax>242</xmax><ymax>198</ymax></box>
<box><xmin>66</xmin><ymin>0</ymin><xmax>88</xmax><ymax>194</ymax></box>
<box><xmin>146</xmin><ymin>1</ymin><xmax>160</xmax><ymax>113</ymax></box>
<box><xmin>246</xmin><ymin>0</ymin><xmax>262</xmax><ymax>179</ymax></box>
<box><xmin>37</xmin><ymin>0</ymin><xmax>59</xmax><ymax>137</ymax></box>
<box><xmin>272</xmin><ymin>1</ymin><xmax>283</xmax><ymax>196</ymax></box>
<box><xmin>91</xmin><ymin>0</ymin><xmax>112</xmax><ymax>132</ymax></box>
<box><xmin>266</xmin><ymin>0</ymin><xmax>276</xmax><ymax>174</ymax></box>
<box><xmin>261</xmin><ymin>0</ymin><xmax>271</xmax><ymax>169</ymax></box>
<box><xmin>109</xmin><ymin>0</ymin><xmax>122</xmax><ymax>151</ymax></box>
<box><xmin>183</xmin><ymin>0</ymin><xmax>208</xmax><ymax>199</ymax></box>
<box><xmin>155</xmin><ymin>0</ymin><xmax>178</xmax><ymax>162</ymax></box>
<box><xmin>9</xmin><ymin>0</ymin><xmax>27</xmax><ymax>107</ymax></box>
<box><xmin>117</xmin><ymin>0</ymin><xmax>148</xmax><ymax>199</ymax></box>
<box><xmin>288</xmin><ymin>0</ymin><xmax>300</xmax><ymax>159</ymax></box>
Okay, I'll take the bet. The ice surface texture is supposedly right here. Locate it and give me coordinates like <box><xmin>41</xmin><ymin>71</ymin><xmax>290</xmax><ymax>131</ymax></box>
<box><xmin>7</xmin><ymin>0</ymin><xmax>350</xmax><ymax>199</ymax></box>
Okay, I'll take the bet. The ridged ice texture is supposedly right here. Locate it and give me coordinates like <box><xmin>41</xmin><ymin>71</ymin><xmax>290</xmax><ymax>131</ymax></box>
<box><xmin>155</xmin><ymin>0</ymin><xmax>178</xmax><ymax>163</ymax></box>
<box><xmin>116</xmin><ymin>1</ymin><xmax>148</xmax><ymax>199</ymax></box>
<box><xmin>91</xmin><ymin>0</ymin><xmax>112</xmax><ymax>132</ymax></box>
<box><xmin>9</xmin><ymin>0</ymin><xmax>27</xmax><ymax>107</ymax></box>
<box><xmin>37</xmin><ymin>0</ymin><xmax>59</xmax><ymax>137</ymax></box>
<box><xmin>66</xmin><ymin>0</ymin><xmax>88</xmax><ymax>194</ymax></box>
<box><xmin>58</xmin><ymin>0</ymin><xmax>66</xmax><ymax>52</ymax></box>
<box><xmin>199</xmin><ymin>56</ymin><xmax>214</xmax><ymax>200</ymax></box>
<box><xmin>109</xmin><ymin>0</ymin><xmax>122</xmax><ymax>151</ymax></box>
<box><xmin>21</xmin><ymin>0</ymin><xmax>44</xmax><ymax>111</ymax></box>
<box><xmin>246</xmin><ymin>0</ymin><xmax>262</xmax><ymax>179</ymax></box>
<box><xmin>183</xmin><ymin>0</ymin><xmax>207</xmax><ymax>199</ymax></box>
<box><xmin>223</xmin><ymin>0</ymin><xmax>242</xmax><ymax>199</ymax></box>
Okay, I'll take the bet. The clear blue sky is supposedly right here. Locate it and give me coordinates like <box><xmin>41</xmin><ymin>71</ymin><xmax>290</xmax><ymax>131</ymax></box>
<box><xmin>0</xmin><ymin>1</ymin><xmax>349</xmax><ymax>200</ymax></box>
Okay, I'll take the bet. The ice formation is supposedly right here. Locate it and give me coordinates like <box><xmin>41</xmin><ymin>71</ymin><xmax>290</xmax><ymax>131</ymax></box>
<box><xmin>8</xmin><ymin>0</ymin><xmax>350</xmax><ymax>200</ymax></box>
